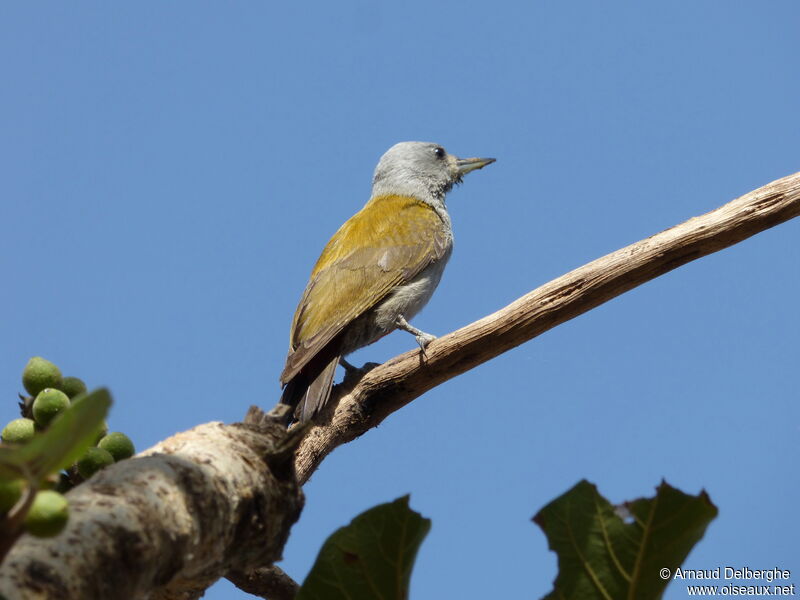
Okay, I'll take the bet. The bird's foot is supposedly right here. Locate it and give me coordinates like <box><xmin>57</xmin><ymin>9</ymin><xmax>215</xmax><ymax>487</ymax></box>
<box><xmin>340</xmin><ymin>358</ymin><xmax>380</xmax><ymax>385</ymax></box>
<box><xmin>395</xmin><ymin>315</ymin><xmax>436</xmax><ymax>357</ymax></box>
<box><xmin>415</xmin><ymin>332</ymin><xmax>437</xmax><ymax>353</ymax></box>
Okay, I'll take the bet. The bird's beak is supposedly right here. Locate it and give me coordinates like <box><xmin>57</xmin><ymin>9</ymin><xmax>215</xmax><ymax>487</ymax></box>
<box><xmin>455</xmin><ymin>156</ymin><xmax>496</xmax><ymax>175</ymax></box>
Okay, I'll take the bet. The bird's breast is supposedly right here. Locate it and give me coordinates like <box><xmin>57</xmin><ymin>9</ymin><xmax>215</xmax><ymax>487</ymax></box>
<box><xmin>339</xmin><ymin>247</ymin><xmax>452</xmax><ymax>355</ymax></box>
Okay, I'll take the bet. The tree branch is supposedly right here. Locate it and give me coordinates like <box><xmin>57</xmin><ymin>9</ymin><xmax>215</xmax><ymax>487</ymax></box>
<box><xmin>0</xmin><ymin>420</ymin><xmax>304</xmax><ymax>600</ymax></box>
<box><xmin>294</xmin><ymin>170</ymin><xmax>800</xmax><ymax>484</ymax></box>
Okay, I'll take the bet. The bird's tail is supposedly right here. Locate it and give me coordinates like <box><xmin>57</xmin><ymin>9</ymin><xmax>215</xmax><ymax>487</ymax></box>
<box><xmin>280</xmin><ymin>354</ymin><xmax>340</xmax><ymax>424</ymax></box>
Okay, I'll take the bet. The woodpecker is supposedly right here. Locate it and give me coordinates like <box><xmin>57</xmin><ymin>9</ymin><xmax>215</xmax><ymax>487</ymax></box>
<box><xmin>280</xmin><ymin>141</ymin><xmax>495</xmax><ymax>422</ymax></box>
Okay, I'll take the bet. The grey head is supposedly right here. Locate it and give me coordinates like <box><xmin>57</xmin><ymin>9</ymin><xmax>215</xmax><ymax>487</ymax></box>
<box><xmin>371</xmin><ymin>141</ymin><xmax>495</xmax><ymax>205</ymax></box>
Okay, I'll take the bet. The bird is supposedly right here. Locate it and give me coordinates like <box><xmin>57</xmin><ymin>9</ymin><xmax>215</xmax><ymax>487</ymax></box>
<box><xmin>279</xmin><ymin>141</ymin><xmax>495</xmax><ymax>423</ymax></box>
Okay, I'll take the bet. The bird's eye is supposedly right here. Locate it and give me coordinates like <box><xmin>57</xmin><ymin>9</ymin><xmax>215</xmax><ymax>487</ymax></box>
<box><xmin>433</xmin><ymin>146</ymin><xmax>446</xmax><ymax>159</ymax></box>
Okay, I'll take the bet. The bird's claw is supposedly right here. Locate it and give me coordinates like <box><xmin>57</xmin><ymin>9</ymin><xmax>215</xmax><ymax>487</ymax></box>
<box><xmin>415</xmin><ymin>332</ymin><xmax>437</xmax><ymax>356</ymax></box>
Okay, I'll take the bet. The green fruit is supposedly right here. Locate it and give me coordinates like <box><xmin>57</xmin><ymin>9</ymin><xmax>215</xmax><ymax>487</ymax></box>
<box><xmin>0</xmin><ymin>479</ymin><xmax>24</xmax><ymax>513</ymax></box>
<box><xmin>24</xmin><ymin>490</ymin><xmax>69</xmax><ymax>537</ymax></box>
<box><xmin>22</xmin><ymin>357</ymin><xmax>63</xmax><ymax>397</ymax></box>
<box><xmin>98</xmin><ymin>432</ymin><xmax>135</xmax><ymax>461</ymax></box>
<box><xmin>76</xmin><ymin>447</ymin><xmax>114</xmax><ymax>479</ymax></box>
<box><xmin>60</xmin><ymin>376</ymin><xmax>87</xmax><ymax>399</ymax></box>
<box><xmin>1</xmin><ymin>418</ymin><xmax>36</xmax><ymax>444</ymax></box>
<box><xmin>32</xmin><ymin>389</ymin><xmax>71</xmax><ymax>427</ymax></box>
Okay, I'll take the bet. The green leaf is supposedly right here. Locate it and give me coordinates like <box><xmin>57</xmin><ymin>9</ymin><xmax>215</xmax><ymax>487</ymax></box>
<box><xmin>534</xmin><ymin>479</ymin><xmax>717</xmax><ymax>600</ymax></box>
<box><xmin>297</xmin><ymin>496</ymin><xmax>431</xmax><ymax>600</ymax></box>
<box><xmin>0</xmin><ymin>389</ymin><xmax>111</xmax><ymax>483</ymax></box>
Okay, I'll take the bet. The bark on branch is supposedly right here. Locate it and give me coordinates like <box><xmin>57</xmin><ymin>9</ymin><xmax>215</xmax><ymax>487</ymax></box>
<box><xmin>0</xmin><ymin>420</ymin><xmax>304</xmax><ymax>600</ymax></box>
<box><xmin>294</xmin><ymin>170</ymin><xmax>800</xmax><ymax>484</ymax></box>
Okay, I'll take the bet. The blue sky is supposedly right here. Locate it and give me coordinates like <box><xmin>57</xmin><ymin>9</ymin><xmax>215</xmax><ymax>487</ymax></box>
<box><xmin>1</xmin><ymin>2</ymin><xmax>798</xmax><ymax>598</ymax></box>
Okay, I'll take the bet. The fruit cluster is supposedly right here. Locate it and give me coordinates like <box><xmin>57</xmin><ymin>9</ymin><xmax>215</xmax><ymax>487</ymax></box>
<box><xmin>0</xmin><ymin>357</ymin><xmax>135</xmax><ymax>537</ymax></box>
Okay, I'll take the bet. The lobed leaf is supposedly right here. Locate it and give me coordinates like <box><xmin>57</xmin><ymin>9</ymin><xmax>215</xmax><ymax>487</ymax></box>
<box><xmin>297</xmin><ymin>496</ymin><xmax>431</xmax><ymax>600</ymax></box>
<box><xmin>534</xmin><ymin>479</ymin><xmax>717</xmax><ymax>600</ymax></box>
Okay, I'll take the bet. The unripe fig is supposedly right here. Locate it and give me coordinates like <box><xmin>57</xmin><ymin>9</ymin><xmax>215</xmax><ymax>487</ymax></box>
<box><xmin>98</xmin><ymin>432</ymin><xmax>135</xmax><ymax>461</ymax></box>
<box><xmin>22</xmin><ymin>357</ymin><xmax>62</xmax><ymax>397</ymax></box>
<box><xmin>24</xmin><ymin>490</ymin><xmax>69</xmax><ymax>537</ymax></box>
<box><xmin>32</xmin><ymin>389</ymin><xmax>70</xmax><ymax>427</ymax></box>
<box><xmin>76</xmin><ymin>447</ymin><xmax>114</xmax><ymax>479</ymax></box>
<box><xmin>60</xmin><ymin>376</ymin><xmax>87</xmax><ymax>399</ymax></box>
<box><xmin>1</xmin><ymin>418</ymin><xmax>36</xmax><ymax>444</ymax></box>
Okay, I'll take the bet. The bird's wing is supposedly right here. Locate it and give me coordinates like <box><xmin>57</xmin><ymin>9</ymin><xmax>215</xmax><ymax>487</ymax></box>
<box><xmin>280</xmin><ymin>195</ymin><xmax>450</xmax><ymax>384</ymax></box>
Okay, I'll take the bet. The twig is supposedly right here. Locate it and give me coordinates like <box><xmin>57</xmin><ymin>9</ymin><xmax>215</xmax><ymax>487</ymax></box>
<box><xmin>228</xmin><ymin>565</ymin><xmax>299</xmax><ymax>600</ymax></box>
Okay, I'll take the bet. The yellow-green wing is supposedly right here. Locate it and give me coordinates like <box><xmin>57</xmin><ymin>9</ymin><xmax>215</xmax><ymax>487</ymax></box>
<box><xmin>281</xmin><ymin>195</ymin><xmax>450</xmax><ymax>383</ymax></box>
